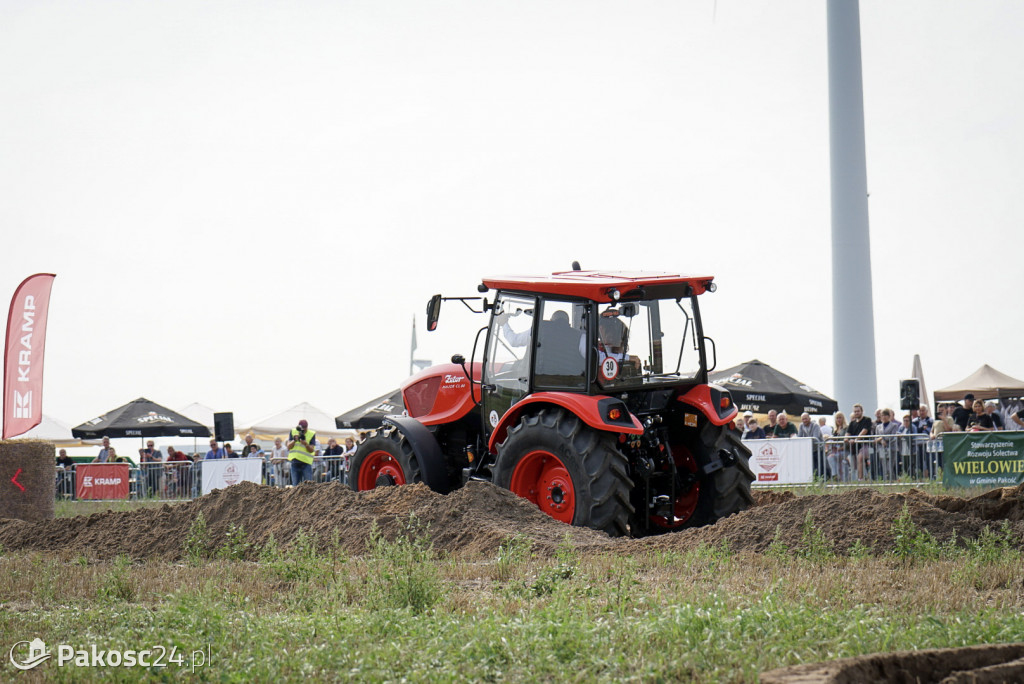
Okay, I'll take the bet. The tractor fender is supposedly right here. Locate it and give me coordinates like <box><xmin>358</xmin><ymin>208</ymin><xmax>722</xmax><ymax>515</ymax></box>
<box><xmin>676</xmin><ymin>384</ymin><xmax>738</xmax><ymax>427</ymax></box>
<box><xmin>381</xmin><ymin>415</ymin><xmax>452</xmax><ymax>494</ymax></box>
<box><xmin>488</xmin><ymin>392</ymin><xmax>643</xmax><ymax>453</ymax></box>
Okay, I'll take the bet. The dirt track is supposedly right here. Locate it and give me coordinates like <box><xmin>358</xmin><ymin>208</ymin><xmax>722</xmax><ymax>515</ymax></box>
<box><xmin>1</xmin><ymin>480</ymin><xmax>1023</xmax><ymax>561</ymax></box>
<box><xmin>2</xmin><ymin>482</ymin><xmax>1024</xmax><ymax>680</ymax></box>
<box><xmin>761</xmin><ymin>643</ymin><xmax>1024</xmax><ymax>684</ymax></box>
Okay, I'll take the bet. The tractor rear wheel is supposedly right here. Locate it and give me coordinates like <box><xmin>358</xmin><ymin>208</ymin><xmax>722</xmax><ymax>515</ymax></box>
<box><xmin>647</xmin><ymin>423</ymin><xmax>754</xmax><ymax>531</ymax></box>
<box><xmin>348</xmin><ymin>429</ymin><xmax>422</xmax><ymax>491</ymax></box>
<box><xmin>493</xmin><ymin>407</ymin><xmax>634</xmax><ymax>537</ymax></box>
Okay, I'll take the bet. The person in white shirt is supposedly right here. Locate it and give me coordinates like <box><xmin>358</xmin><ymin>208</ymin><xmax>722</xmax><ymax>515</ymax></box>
<box><xmin>271</xmin><ymin>437</ymin><xmax>289</xmax><ymax>487</ymax></box>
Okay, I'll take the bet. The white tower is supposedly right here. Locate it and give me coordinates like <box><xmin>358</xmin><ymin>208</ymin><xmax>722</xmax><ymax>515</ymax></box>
<box><xmin>828</xmin><ymin>0</ymin><xmax>878</xmax><ymax>412</ymax></box>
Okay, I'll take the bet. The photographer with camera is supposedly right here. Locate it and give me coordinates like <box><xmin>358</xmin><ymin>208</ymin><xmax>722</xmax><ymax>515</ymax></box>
<box><xmin>287</xmin><ymin>419</ymin><xmax>318</xmax><ymax>485</ymax></box>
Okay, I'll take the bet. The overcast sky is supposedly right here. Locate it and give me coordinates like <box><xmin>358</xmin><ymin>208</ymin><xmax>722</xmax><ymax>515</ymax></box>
<box><xmin>2</xmin><ymin>0</ymin><xmax>1022</xmax><ymax>432</ymax></box>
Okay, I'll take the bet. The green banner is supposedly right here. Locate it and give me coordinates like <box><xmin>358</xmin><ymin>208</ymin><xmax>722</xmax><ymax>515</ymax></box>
<box><xmin>942</xmin><ymin>431</ymin><xmax>1024</xmax><ymax>488</ymax></box>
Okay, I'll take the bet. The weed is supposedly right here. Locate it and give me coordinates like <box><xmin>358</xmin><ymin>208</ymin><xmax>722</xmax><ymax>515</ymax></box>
<box><xmin>765</xmin><ymin>525</ymin><xmax>790</xmax><ymax>561</ymax></box>
<box><xmin>364</xmin><ymin>516</ymin><xmax>441</xmax><ymax>614</ymax></box>
<box><xmin>965</xmin><ymin>522</ymin><xmax>1020</xmax><ymax>565</ymax></box>
<box><xmin>847</xmin><ymin>538</ymin><xmax>873</xmax><ymax>560</ymax></box>
<box><xmin>889</xmin><ymin>504</ymin><xmax>941</xmax><ymax>562</ymax></box>
<box><xmin>261</xmin><ymin>530</ymin><xmax>322</xmax><ymax>583</ymax></box>
<box><xmin>796</xmin><ymin>510</ymin><xmax>835</xmax><ymax>562</ymax></box>
<box><xmin>529</xmin><ymin>534</ymin><xmax>579</xmax><ymax>596</ymax></box>
<box><xmin>495</xmin><ymin>534</ymin><xmax>533</xmax><ymax>582</ymax></box>
<box><xmin>217</xmin><ymin>523</ymin><xmax>251</xmax><ymax>561</ymax></box>
<box><xmin>97</xmin><ymin>555</ymin><xmax>136</xmax><ymax>602</ymax></box>
<box><xmin>259</xmin><ymin>534</ymin><xmax>281</xmax><ymax>562</ymax></box>
<box><xmin>183</xmin><ymin>512</ymin><xmax>212</xmax><ymax>564</ymax></box>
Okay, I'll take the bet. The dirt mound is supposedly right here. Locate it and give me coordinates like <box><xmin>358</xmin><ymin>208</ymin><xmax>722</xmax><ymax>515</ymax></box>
<box><xmin>752</xmin><ymin>489</ymin><xmax>797</xmax><ymax>507</ymax></box>
<box><xmin>761</xmin><ymin>643</ymin><xmax>1024</xmax><ymax>683</ymax></box>
<box><xmin>0</xmin><ymin>481</ymin><xmax>612</xmax><ymax>560</ymax></box>
<box><xmin>2</xmin><ymin>482</ymin><xmax>1024</xmax><ymax>561</ymax></box>
<box><xmin>629</xmin><ymin>486</ymin><xmax>1024</xmax><ymax>556</ymax></box>
<box><xmin>927</xmin><ymin>483</ymin><xmax>1024</xmax><ymax>522</ymax></box>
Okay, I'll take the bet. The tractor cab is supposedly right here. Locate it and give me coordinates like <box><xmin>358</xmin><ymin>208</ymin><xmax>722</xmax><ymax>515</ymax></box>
<box><xmin>479</xmin><ymin>290</ymin><xmax>710</xmax><ymax>442</ymax></box>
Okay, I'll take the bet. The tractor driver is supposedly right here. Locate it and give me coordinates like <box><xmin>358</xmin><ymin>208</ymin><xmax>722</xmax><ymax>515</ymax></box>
<box><xmin>581</xmin><ymin>311</ymin><xmax>628</xmax><ymax>363</ymax></box>
<box><xmin>499</xmin><ymin>310</ymin><xmax>586</xmax><ymax>377</ymax></box>
<box><xmin>498</xmin><ymin>308</ymin><xmax>637</xmax><ymax>376</ymax></box>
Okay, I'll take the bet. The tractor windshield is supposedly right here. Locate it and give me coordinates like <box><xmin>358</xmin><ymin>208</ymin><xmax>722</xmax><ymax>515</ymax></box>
<box><xmin>592</xmin><ymin>296</ymin><xmax>703</xmax><ymax>390</ymax></box>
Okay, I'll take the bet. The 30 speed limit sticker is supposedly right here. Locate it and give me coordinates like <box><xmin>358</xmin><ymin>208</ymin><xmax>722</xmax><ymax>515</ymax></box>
<box><xmin>600</xmin><ymin>357</ymin><xmax>619</xmax><ymax>380</ymax></box>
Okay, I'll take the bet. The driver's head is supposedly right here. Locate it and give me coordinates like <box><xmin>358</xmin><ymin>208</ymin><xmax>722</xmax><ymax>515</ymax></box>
<box><xmin>598</xmin><ymin>315</ymin><xmax>624</xmax><ymax>345</ymax></box>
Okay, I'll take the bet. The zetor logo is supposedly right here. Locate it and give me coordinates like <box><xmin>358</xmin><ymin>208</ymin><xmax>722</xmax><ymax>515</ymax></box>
<box><xmin>443</xmin><ymin>374</ymin><xmax>465</xmax><ymax>385</ymax></box>
<box><xmin>81</xmin><ymin>476</ymin><xmax>122</xmax><ymax>488</ymax></box>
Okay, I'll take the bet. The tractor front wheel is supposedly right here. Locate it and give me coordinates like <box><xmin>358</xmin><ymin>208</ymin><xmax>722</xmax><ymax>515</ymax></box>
<box><xmin>493</xmin><ymin>407</ymin><xmax>634</xmax><ymax>537</ymax></box>
<box><xmin>348</xmin><ymin>429</ymin><xmax>422</xmax><ymax>491</ymax></box>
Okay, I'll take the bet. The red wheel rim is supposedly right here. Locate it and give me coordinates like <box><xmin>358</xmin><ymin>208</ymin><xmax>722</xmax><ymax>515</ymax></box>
<box><xmin>357</xmin><ymin>449</ymin><xmax>406</xmax><ymax>490</ymax></box>
<box><xmin>650</xmin><ymin>445</ymin><xmax>699</xmax><ymax>529</ymax></box>
<box><xmin>508</xmin><ymin>449</ymin><xmax>576</xmax><ymax>524</ymax></box>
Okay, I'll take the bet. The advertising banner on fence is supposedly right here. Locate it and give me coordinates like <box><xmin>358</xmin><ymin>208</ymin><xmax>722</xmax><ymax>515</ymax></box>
<box><xmin>3</xmin><ymin>273</ymin><xmax>56</xmax><ymax>439</ymax></box>
<box><xmin>942</xmin><ymin>431</ymin><xmax>1024</xmax><ymax>488</ymax></box>
<box><xmin>201</xmin><ymin>458</ymin><xmax>263</xmax><ymax>494</ymax></box>
<box><xmin>75</xmin><ymin>463</ymin><xmax>130</xmax><ymax>500</ymax></box>
<box><xmin>746</xmin><ymin>437</ymin><xmax>814</xmax><ymax>484</ymax></box>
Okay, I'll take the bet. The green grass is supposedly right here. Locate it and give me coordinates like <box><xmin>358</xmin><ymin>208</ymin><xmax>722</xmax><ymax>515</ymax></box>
<box><xmin>2</xmin><ymin>519</ymin><xmax>1023</xmax><ymax>683</ymax></box>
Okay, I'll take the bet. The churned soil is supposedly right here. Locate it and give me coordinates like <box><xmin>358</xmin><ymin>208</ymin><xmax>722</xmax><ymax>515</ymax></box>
<box><xmin>0</xmin><ymin>481</ymin><xmax>612</xmax><ymax>560</ymax></box>
<box><xmin>631</xmin><ymin>483</ymin><xmax>1024</xmax><ymax>557</ymax></box>
<box><xmin>1</xmin><ymin>481</ymin><xmax>1024</xmax><ymax>561</ymax></box>
<box><xmin>760</xmin><ymin>643</ymin><xmax>1024</xmax><ymax>684</ymax></box>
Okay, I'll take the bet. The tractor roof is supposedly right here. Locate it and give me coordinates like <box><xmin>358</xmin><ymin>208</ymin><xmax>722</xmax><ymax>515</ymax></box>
<box><xmin>481</xmin><ymin>270</ymin><xmax>715</xmax><ymax>303</ymax></box>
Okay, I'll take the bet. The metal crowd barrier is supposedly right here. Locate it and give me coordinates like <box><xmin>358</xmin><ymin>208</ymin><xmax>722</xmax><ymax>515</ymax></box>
<box><xmin>268</xmin><ymin>455</ymin><xmax>349</xmax><ymax>488</ymax></box>
<box><xmin>53</xmin><ymin>455</ymin><xmax>353</xmax><ymax>500</ymax></box>
<box><xmin>61</xmin><ymin>432</ymin><xmax>949</xmax><ymax>501</ymax></box>
<box><xmin>809</xmin><ymin>433</ymin><xmax>941</xmax><ymax>484</ymax></box>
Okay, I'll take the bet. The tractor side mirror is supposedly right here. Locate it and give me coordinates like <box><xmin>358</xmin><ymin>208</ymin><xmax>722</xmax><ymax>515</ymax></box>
<box><xmin>426</xmin><ymin>294</ymin><xmax>442</xmax><ymax>331</ymax></box>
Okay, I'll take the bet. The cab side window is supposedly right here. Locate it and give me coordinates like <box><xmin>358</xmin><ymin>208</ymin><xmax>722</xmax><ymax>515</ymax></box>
<box><xmin>534</xmin><ymin>300</ymin><xmax>586</xmax><ymax>390</ymax></box>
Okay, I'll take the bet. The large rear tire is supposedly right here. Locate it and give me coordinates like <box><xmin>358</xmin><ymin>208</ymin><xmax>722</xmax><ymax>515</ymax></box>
<box><xmin>701</xmin><ymin>426</ymin><xmax>755</xmax><ymax>523</ymax></box>
<box><xmin>493</xmin><ymin>407</ymin><xmax>634</xmax><ymax>537</ymax></box>
<box><xmin>348</xmin><ymin>429</ymin><xmax>423</xmax><ymax>491</ymax></box>
<box><xmin>647</xmin><ymin>423</ymin><xmax>753</xmax><ymax>531</ymax></box>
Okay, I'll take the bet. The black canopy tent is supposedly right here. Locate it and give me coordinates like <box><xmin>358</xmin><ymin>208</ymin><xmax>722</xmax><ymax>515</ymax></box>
<box><xmin>335</xmin><ymin>389</ymin><xmax>405</xmax><ymax>430</ymax></box>
<box><xmin>71</xmin><ymin>397</ymin><xmax>212</xmax><ymax>439</ymax></box>
<box><xmin>709</xmin><ymin>359</ymin><xmax>838</xmax><ymax>416</ymax></box>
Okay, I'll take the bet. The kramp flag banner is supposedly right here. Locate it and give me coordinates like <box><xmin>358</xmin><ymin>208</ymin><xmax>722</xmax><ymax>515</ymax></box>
<box><xmin>3</xmin><ymin>274</ymin><xmax>56</xmax><ymax>439</ymax></box>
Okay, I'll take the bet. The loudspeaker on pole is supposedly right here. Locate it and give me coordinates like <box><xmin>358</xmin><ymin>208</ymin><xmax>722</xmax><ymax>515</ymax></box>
<box><xmin>900</xmin><ymin>380</ymin><xmax>921</xmax><ymax>411</ymax></box>
<box><xmin>213</xmin><ymin>412</ymin><xmax>235</xmax><ymax>442</ymax></box>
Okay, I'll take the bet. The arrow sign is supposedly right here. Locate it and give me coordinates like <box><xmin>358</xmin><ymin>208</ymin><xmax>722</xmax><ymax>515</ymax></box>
<box><xmin>10</xmin><ymin>468</ymin><xmax>25</xmax><ymax>491</ymax></box>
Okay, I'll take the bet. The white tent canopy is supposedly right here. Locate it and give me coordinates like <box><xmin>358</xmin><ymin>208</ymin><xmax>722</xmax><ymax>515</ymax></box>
<box><xmin>236</xmin><ymin>402</ymin><xmax>354</xmax><ymax>441</ymax></box>
<box><xmin>19</xmin><ymin>414</ymin><xmax>100</xmax><ymax>447</ymax></box>
<box><xmin>178</xmin><ymin>402</ymin><xmax>216</xmax><ymax>430</ymax></box>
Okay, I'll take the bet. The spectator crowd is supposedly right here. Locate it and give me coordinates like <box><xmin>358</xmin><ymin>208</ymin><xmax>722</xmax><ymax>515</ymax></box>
<box><xmin>736</xmin><ymin>393</ymin><xmax>1024</xmax><ymax>481</ymax></box>
<box><xmin>57</xmin><ymin>429</ymin><xmax>366</xmax><ymax>500</ymax></box>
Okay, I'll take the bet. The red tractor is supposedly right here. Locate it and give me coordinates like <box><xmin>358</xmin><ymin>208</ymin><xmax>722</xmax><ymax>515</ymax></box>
<box><xmin>349</xmin><ymin>267</ymin><xmax>753</xmax><ymax>536</ymax></box>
